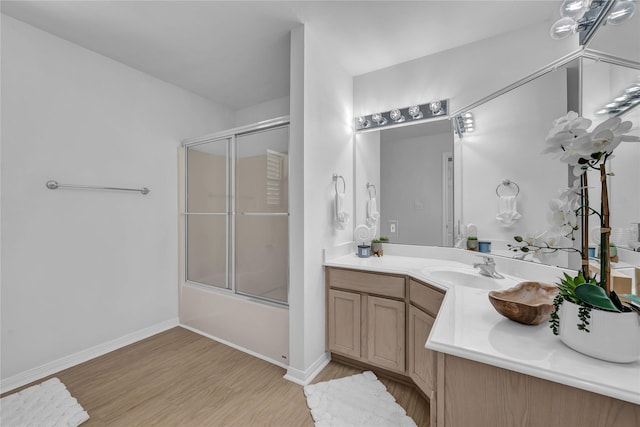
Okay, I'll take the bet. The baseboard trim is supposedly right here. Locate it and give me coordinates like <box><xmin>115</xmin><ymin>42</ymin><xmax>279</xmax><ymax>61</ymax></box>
<box><xmin>0</xmin><ymin>318</ymin><xmax>180</xmax><ymax>393</ymax></box>
<box><xmin>179</xmin><ymin>323</ymin><xmax>289</xmax><ymax>370</ymax></box>
<box><xmin>284</xmin><ymin>351</ymin><xmax>331</xmax><ymax>386</ymax></box>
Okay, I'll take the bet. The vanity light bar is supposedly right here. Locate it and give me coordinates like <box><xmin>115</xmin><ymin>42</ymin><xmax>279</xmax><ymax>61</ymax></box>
<box><xmin>355</xmin><ymin>100</ymin><xmax>448</xmax><ymax>131</ymax></box>
<box><xmin>454</xmin><ymin>112</ymin><xmax>475</xmax><ymax>136</ymax></box>
<box><xmin>595</xmin><ymin>80</ymin><xmax>640</xmax><ymax>117</ymax></box>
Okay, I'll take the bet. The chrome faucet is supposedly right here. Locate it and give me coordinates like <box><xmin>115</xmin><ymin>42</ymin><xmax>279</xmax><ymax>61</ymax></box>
<box><xmin>473</xmin><ymin>256</ymin><xmax>504</xmax><ymax>279</ymax></box>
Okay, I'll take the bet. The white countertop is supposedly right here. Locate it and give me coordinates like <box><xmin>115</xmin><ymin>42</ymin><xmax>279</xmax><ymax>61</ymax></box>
<box><xmin>324</xmin><ymin>244</ymin><xmax>640</xmax><ymax>405</ymax></box>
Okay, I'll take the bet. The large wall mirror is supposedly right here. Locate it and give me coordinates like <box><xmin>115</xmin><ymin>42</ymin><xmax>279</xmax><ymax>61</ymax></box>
<box><xmin>354</xmin><ymin>120</ymin><xmax>455</xmax><ymax>246</ymax></box>
<box><xmin>354</xmin><ymin>6</ymin><xmax>639</xmax><ymax>269</ymax></box>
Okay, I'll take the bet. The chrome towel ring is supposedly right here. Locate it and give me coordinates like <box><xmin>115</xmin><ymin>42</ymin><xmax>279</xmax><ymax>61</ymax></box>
<box><xmin>496</xmin><ymin>179</ymin><xmax>519</xmax><ymax>197</ymax></box>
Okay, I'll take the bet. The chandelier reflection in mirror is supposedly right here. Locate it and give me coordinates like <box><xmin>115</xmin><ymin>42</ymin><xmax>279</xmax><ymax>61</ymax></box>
<box><xmin>550</xmin><ymin>0</ymin><xmax>636</xmax><ymax>43</ymax></box>
<box><xmin>355</xmin><ymin>100</ymin><xmax>448</xmax><ymax>131</ymax></box>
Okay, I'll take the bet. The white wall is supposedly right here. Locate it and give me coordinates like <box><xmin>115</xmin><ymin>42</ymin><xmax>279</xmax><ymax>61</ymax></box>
<box><xmin>354</xmin><ymin>21</ymin><xmax>577</xmax><ymax>116</ymax></box>
<box><xmin>286</xmin><ymin>24</ymin><xmax>354</xmax><ymax>383</ymax></box>
<box><xmin>0</xmin><ymin>15</ymin><xmax>234</xmax><ymax>384</ymax></box>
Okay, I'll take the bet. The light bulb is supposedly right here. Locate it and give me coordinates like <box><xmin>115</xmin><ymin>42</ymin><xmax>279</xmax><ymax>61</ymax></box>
<box><xmin>559</xmin><ymin>0</ymin><xmax>590</xmax><ymax>19</ymax></box>
<box><xmin>607</xmin><ymin>0</ymin><xmax>636</xmax><ymax>25</ymax></box>
<box><xmin>625</xmin><ymin>85</ymin><xmax>640</xmax><ymax>94</ymax></box>
<box><xmin>389</xmin><ymin>109</ymin><xmax>405</xmax><ymax>122</ymax></box>
<box><xmin>550</xmin><ymin>17</ymin><xmax>578</xmax><ymax>39</ymax></box>
<box><xmin>408</xmin><ymin>106</ymin><xmax>423</xmax><ymax>119</ymax></box>
<box><xmin>429</xmin><ymin>101</ymin><xmax>442</xmax><ymax>115</ymax></box>
<box><xmin>371</xmin><ymin>113</ymin><xmax>387</xmax><ymax>126</ymax></box>
<box><xmin>356</xmin><ymin>116</ymin><xmax>371</xmax><ymax>128</ymax></box>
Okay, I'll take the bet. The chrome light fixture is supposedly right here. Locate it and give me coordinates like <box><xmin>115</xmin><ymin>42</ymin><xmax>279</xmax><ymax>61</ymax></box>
<box><xmin>595</xmin><ymin>80</ymin><xmax>640</xmax><ymax>116</ymax></box>
<box><xmin>454</xmin><ymin>112</ymin><xmax>475</xmax><ymax>137</ymax></box>
<box><xmin>355</xmin><ymin>100</ymin><xmax>448</xmax><ymax>131</ymax></box>
<box><xmin>548</xmin><ymin>0</ymin><xmax>636</xmax><ymax>44</ymax></box>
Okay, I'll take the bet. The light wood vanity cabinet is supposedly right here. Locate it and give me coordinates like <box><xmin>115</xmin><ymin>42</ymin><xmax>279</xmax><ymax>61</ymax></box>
<box><xmin>326</xmin><ymin>267</ymin><xmax>444</xmax><ymax>392</ymax></box>
<box><xmin>367</xmin><ymin>296</ymin><xmax>405</xmax><ymax>372</ymax></box>
<box><xmin>408</xmin><ymin>278</ymin><xmax>444</xmax><ymax>396</ymax></box>
<box><xmin>328</xmin><ymin>289</ymin><xmax>361</xmax><ymax>358</ymax></box>
<box><xmin>326</xmin><ymin>267</ymin><xmax>406</xmax><ymax>373</ymax></box>
<box><xmin>408</xmin><ymin>305</ymin><xmax>436</xmax><ymax>394</ymax></box>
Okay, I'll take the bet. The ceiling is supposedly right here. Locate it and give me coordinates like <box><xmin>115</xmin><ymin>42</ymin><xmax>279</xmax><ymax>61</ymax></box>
<box><xmin>1</xmin><ymin>1</ymin><xmax>562</xmax><ymax>111</ymax></box>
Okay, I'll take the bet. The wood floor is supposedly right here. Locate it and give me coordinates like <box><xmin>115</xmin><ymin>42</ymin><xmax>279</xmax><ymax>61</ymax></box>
<box><xmin>2</xmin><ymin>327</ymin><xmax>429</xmax><ymax>426</ymax></box>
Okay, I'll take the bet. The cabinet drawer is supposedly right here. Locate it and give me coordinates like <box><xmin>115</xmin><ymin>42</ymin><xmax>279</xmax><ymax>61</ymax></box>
<box><xmin>410</xmin><ymin>279</ymin><xmax>444</xmax><ymax>317</ymax></box>
<box><xmin>328</xmin><ymin>268</ymin><xmax>405</xmax><ymax>299</ymax></box>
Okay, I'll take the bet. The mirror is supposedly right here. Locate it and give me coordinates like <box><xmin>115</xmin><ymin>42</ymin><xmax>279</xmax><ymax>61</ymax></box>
<box><xmin>355</xmin><ymin>119</ymin><xmax>455</xmax><ymax>246</ymax></box>
<box><xmin>583</xmin><ymin>7</ymin><xmax>640</xmax><ymax>259</ymax></box>
<box><xmin>354</xmin><ymin>11</ymin><xmax>640</xmax><ymax>268</ymax></box>
<box><xmin>582</xmin><ymin>57</ymin><xmax>640</xmax><ymax>252</ymax></box>
<box><xmin>455</xmin><ymin>59</ymin><xmax>581</xmax><ymax>268</ymax></box>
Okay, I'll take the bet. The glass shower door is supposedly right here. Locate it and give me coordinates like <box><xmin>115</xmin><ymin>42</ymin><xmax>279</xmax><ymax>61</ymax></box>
<box><xmin>235</xmin><ymin>126</ymin><xmax>289</xmax><ymax>304</ymax></box>
<box><xmin>185</xmin><ymin>138</ymin><xmax>230</xmax><ymax>289</ymax></box>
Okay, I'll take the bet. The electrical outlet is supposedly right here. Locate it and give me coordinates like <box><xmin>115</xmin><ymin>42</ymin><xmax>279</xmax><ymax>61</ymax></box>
<box><xmin>390</xmin><ymin>223</ymin><xmax>396</xmax><ymax>233</ymax></box>
<box><xmin>389</xmin><ymin>220</ymin><xmax>398</xmax><ymax>234</ymax></box>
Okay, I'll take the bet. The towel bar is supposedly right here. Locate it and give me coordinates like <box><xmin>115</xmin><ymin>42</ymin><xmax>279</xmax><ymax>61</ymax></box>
<box><xmin>46</xmin><ymin>180</ymin><xmax>150</xmax><ymax>195</ymax></box>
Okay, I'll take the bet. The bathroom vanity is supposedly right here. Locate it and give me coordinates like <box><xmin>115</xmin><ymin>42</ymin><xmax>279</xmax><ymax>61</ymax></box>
<box><xmin>325</xmin><ymin>245</ymin><xmax>640</xmax><ymax>427</ymax></box>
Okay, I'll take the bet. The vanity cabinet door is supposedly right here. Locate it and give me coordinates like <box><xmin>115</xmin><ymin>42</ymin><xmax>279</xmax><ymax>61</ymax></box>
<box><xmin>328</xmin><ymin>289</ymin><xmax>361</xmax><ymax>358</ymax></box>
<box><xmin>367</xmin><ymin>296</ymin><xmax>405</xmax><ymax>373</ymax></box>
<box><xmin>409</xmin><ymin>305</ymin><xmax>436</xmax><ymax>395</ymax></box>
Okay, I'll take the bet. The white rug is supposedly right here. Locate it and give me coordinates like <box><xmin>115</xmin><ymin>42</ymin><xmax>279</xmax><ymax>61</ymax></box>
<box><xmin>1</xmin><ymin>377</ymin><xmax>89</xmax><ymax>427</ymax></box>
<box><xmin>304</xmin><ymin>371</ymin><xmax>417</xmax><ymax>427</ymax></box>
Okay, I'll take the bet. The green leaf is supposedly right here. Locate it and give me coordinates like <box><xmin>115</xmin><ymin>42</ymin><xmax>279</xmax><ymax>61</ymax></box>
<box><xmin>521</xmin><ymin>247</ymin><xmax>529</xmax><ymax>252</ymax></box>
<box><xmin>620</xmin><ymin>294</ymin><xmax>640</xmax><ymax>305</ymax></box>
<box><xmin>514</xmin><ymin>236</ymin><xmax>523</xmax><ymax>242</ymax></box>
<box><xmin>575</xmin><ymin>284</ymin><xmax>620</xmax><ymax>312</ymax></box>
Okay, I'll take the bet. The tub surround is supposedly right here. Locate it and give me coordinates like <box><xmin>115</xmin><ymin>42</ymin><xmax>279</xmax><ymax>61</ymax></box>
<box><xmin>324</xmin><ymin>244</ymin><xmax>640</xmax><ymax>405</ymax></box>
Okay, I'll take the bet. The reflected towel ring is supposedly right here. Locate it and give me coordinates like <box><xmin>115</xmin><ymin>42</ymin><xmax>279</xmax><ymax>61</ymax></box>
<box><xmin>496</xmin><ymin>179</ymin><xmax>520</xmax><ymax>197</ymax></box>
<box><xmin>333</xmin><ymin>173</ymin><xmax>346</xmax><ymax>195</ymax></box>
<box><xmin>366</xmin><ymin>182</ymin><xmax>376</xmax><ymax>199</ymax></box>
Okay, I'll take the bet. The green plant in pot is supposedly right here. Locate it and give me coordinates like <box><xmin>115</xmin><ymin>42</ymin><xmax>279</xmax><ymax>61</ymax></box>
<box><xmin>371</xmin><ymin>236</ymin><xmax>388</xmax><ymax>256</ymax></box>
<box><xmin>509</xmin><ymin>111</ymin><xmax>640</xmax><ymax>363</ymax></box>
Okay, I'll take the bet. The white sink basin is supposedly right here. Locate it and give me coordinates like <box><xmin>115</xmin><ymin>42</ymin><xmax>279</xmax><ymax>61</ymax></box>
<box><xmin>421</xmin><ymin>269</ymin><xmax>508</xmax><ymax>290</ymax></box>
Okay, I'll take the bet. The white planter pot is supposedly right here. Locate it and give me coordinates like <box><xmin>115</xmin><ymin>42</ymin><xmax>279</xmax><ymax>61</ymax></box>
<box><xmin>558</xmin><ymin>300</ymin><xmax>640</xmax><ymax>363</ymax></box>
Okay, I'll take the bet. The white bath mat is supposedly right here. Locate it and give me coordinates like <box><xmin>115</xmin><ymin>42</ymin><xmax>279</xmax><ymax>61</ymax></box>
<box><xmin>1</xmin><ymin>377</ymin><xmax>89</xmax><ymax>427</ymax></box>
<box><xmin>304</xmin><ymin>371</ymin><xmax>416</xmax><ymax>427</ymax></box>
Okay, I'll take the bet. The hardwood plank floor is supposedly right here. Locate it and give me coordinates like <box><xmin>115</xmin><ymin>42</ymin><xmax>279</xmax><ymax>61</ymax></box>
<box><xmin>2</xmin><ymin>327</ymin><xmax>429</xmax><ymax>426</ymax></box>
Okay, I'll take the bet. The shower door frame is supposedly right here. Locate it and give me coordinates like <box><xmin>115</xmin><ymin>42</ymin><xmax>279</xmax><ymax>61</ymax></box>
<box><xmin>181</xmin><ymin>116</ymin><xmax>290</xmax><ymax>306</ymax></box>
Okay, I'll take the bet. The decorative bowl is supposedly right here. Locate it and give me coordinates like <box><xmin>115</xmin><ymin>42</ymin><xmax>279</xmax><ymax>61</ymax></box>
<box><xmin>488</xmin><ymin>281</ymin><xmax>558</xmax><ymax>325</ymax></box>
